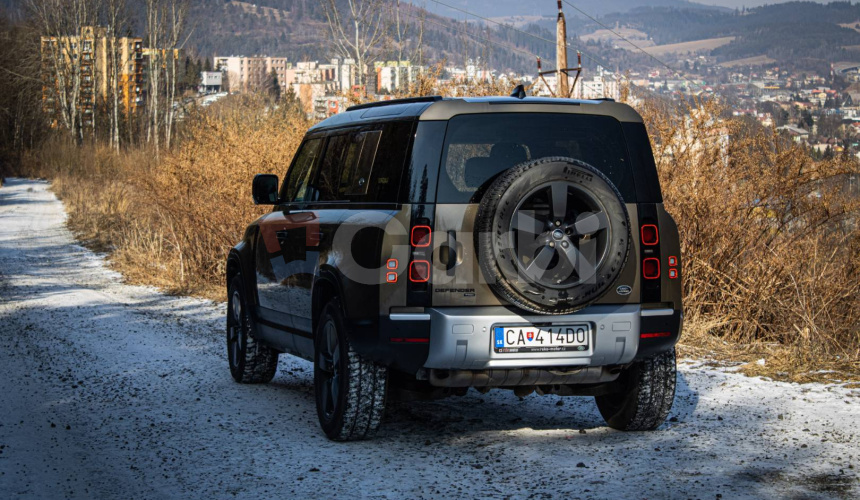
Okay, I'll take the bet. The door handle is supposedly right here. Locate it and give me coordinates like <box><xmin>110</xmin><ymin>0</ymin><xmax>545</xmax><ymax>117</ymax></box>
<box><xmin>446</xmin><ymin>230</ymin><xmax>457</xmax><ymax>275</ymax></box>
<box><xmin>275</xmin><ymin>229</ymin><xmax>289</xmax><ymax>244</ymax></box>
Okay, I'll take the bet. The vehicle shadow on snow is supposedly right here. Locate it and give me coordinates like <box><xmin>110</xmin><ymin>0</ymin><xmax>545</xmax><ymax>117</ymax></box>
<box><xmin>264</xmin><ymin>363</ymin><xmax>699</xmax><ymax>437</ymax></box>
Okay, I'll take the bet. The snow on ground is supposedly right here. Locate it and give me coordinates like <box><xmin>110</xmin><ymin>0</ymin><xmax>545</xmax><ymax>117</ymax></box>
<box><xmin>0</xmin><ymin>178</ymin><xmax>858</xmax><ymax>499</ymax></box>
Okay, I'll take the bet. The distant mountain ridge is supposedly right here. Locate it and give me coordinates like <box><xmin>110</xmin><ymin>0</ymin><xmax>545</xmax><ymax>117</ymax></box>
<box><xmin>424</xmin><ymin>0</ymin><xmax>729</xmax><ymax>18</ymax></box>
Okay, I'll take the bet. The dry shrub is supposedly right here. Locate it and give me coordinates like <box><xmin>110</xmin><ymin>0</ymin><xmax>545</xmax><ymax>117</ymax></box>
<box><xmin>635</xmin><ymin>94</ymin><xmax>860</xmax><ymax>377</ymax></box>
<box><xmin>141</xmin><ymin>94</ymin><xmax>309</xmax><ymax>289</ymax></box>
<box><xmin>24</xmin><ymin>94</ymin><xmax>308</xmax><ymax>297</ymax></box>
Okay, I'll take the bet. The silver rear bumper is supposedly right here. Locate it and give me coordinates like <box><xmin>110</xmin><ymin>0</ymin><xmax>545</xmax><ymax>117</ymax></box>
<box><xmin>415</xmin><ymin>304</ymin><xmax>654</xmax><ymax>370</ymax></box>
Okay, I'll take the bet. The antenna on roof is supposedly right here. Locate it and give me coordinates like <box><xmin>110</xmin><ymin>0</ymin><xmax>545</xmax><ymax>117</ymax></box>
<box><xmin>510</xmin><ymin>84</ymin><xmax>527</xmax><ymax>99</ymax></box>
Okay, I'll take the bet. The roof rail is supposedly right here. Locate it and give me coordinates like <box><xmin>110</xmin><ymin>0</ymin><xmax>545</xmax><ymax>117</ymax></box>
<box><xmin>346</xmin><ymin>96</ymin><xmax>443</xmax><ymax>111</ymax></box>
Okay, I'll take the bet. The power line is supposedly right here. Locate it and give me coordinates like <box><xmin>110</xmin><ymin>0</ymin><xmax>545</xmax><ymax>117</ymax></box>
<box><xmin>560</xmin><ymin>0</ymin><xmax>704</xmax><ymax>91</ymax></box>
<box><xmin>427</xmin><ymin>0</ymin><xmax>638</xmax><ymax>88</ymax></box>
<box><xmin>401</xmin><ymin>10</ymin><xmax>555</xmax><ymax>69</ymax></box>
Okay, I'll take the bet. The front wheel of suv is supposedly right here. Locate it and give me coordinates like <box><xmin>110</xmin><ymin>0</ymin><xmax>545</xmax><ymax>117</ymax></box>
<box><xmin>594</xmin><ymin>348</ymin><xmax>677</xmax><ymax>431</ymax></box>
<box><xmin>314</xmin><ymin>298</ymin><xmax>388</xmax><ymax>441</ymax></box>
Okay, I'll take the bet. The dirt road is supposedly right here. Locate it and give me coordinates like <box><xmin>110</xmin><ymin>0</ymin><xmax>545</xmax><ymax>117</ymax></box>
<box><xmin>1</xmin><ymin>178</ymin><xmax>857</xmax><ymax>499</ymax></box>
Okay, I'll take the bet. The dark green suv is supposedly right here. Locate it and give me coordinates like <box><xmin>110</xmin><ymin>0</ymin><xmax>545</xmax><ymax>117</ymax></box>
<box><xmin>226</xmin><ymin>95</ymin><xmax>682</xmax><ymax>440</ymax></box>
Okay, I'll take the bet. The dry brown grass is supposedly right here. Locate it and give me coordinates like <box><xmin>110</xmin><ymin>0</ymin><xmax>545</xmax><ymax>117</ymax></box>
<box><xmin>21</xmin><ymin>84</ymin><xmax>860</xmax><ymax>381</ymax></box>
<box><xmin>24</xmin><ymin>94</ymin><xmax>308</xmax><ymax>299</ymax></box>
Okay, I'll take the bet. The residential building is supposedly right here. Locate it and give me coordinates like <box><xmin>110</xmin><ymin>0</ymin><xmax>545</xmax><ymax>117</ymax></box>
<box><xmin>199</xmin><ymin>71</ymin><xmax>222</xmax><ymax>94</ymax></box>
<box><xmin>40</xmin><ymin>26</ymin><xmax>145</xmax><ymax>127</ymax></box>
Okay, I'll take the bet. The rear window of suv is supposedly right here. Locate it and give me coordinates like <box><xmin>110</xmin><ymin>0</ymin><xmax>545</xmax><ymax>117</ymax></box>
<box><xmin>436</xmin><ymin>113</ymin><xmax>637</xmax><ymax>203</ymax></box>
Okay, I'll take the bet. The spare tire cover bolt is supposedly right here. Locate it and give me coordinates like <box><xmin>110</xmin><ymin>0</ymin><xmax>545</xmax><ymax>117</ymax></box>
<box><xmin>549</xmin><ymin>242</ymin><xmax>556</xmax><ymax>248</ymax></box>
<box><xmin>561</xmin><ymin>240</ymin><xmax>569</xmax><ymax>248</ymax></box>
<box><xmin>555</xmin><ymin>220</ymin><xmax>562</xmax><ymax>226</ymax></box>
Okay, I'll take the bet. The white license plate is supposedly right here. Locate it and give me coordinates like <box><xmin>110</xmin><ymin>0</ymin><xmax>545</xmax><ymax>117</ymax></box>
<box><xmin>493</xmin><ymin>324</ymin><xmax>590</xmax><ymax>353</ymax></box>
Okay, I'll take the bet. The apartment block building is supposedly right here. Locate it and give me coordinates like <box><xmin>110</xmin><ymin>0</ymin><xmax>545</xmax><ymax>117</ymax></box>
<box><xmin>213</xmin><ymin>56</ymin><xmax>359</xmax><ymax>95</ymax></box>
<box><xmin>41</xmin><ymin>26</ymin><xmax>145</xmax><ymax>127</ymax></box>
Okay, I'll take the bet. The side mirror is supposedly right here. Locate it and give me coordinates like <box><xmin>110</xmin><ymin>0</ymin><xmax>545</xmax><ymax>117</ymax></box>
<box><xmin>252</xmin><ymin>174</ymin><xmax>279</xmax><ymax>205</ymax></box>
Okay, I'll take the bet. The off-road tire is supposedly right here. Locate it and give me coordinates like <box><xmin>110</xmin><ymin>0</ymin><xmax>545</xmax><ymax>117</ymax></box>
<box><xmin>227</xmin><ymin>274</ymin><xmax>279</xmax><ymax>384</ymax></box>
<box><xmin>314</xmin><ymin>298</ymin><xmax>388</xmax><ymax>441</ymax></box>
<box><xmin>595</xmin><ymin>348</ymin><xmax>677</xmax><ymax>431</ymax></box>
<box><xmin>475</xmin><ymin>157</ymin><xmax>630</xmax><ymax>315</ymax></box>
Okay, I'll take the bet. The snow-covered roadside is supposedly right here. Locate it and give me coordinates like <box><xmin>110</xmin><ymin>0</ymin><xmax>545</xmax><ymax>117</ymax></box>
<box><xmin>0</xmin><ymin>178</ymin><xmax>857</xmax><ymax>499</ymax></box>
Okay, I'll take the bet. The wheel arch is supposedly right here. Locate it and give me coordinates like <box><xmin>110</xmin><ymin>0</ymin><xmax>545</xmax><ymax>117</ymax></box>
<box><xmin>312</xmin><ymin>268</ymin><xmax>345</xmax><ymax>336</ymax></box>
<box><xmin>227</xmin><ymin>240</ymin><xmax>257</xmax><ymax>307</ymax></box>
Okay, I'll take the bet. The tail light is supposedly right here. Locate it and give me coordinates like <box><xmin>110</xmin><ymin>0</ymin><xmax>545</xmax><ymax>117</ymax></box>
<box><xmin>643</xmin><ymin>258</ymin><xmax>660</xmax><ymax>279</ymax></box>
<box><xmin>407</xmin><ymin>215</ymin><xmax>434</xmax><ymax>305</ymax></box>
<box><xmin>409</xmin><ymin>260</ymin><xmax>430</xmax><ymax>282</ymax></box>
<box><xmin>411</xmin><ymin>225</ymin><xmax>432</xmax><ymax>247</ymax></box>
<box><xmin>641</xmin><ymin>224</ymin><xmax>659</xmax><ymax>246</ymax></box>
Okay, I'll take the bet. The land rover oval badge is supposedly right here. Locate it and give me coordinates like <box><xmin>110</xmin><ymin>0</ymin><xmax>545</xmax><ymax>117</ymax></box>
<box><xmin>616</xmin><ymin>285</ymin><xmax>632</xmax><ymax>296</ymax></box>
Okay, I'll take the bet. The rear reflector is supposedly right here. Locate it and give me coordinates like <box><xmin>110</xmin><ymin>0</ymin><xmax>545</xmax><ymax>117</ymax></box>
<box><xmin>641</xmin><ymin>224</ymin><xmax>659</xmax><ymax>246</ymax></box>
<box><xmin>411</xmin><ymin>226</ymin><xmax>432</xmax><ymax>247</ymax></box>
<box><xmin>643</xmin><ymin>258</ymin><xmax>660</xmax><ymax>279</ymax></box>
<box><xmin>641</xmin><ymin>332</ymin><xmax>672</xmax><ymax>339</ymax></box>
<box><xmin>409</xmin><ymin>260</ymin><xmax>430</xmax><ymax>282</ymax></box>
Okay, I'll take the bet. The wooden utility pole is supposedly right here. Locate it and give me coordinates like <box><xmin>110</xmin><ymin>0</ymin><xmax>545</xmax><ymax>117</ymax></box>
<box><xmin>556</xmin><ymin>0</ymin><xmax>568</xmax><ymax>97</ymax></box>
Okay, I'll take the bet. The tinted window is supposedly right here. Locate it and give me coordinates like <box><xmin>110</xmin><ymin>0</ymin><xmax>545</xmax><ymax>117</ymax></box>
<box><xmin>310</xmin><ymin>121</ymin><xmax>412</xmax><ymax>203</ymax></box>
<box><xmin>404</xmin><ymin>121</ymin><xmax>446</xmax><ymax>204</ymax></box>
<box><xmin>315</xmin><ymin>130</ymin><xmax>381</xmax><ymax>201</ymax></box>
<box><xmin>437</xmin><ymin>113</ymin><xmax>637</xmax><ymax>203</ymax></box>
<box><xmin>622</xmin><ymin>122</ymin><xmax>663</xmax><ymax>203</ymax></box>
<box><xmin>280</xmin><ymin>138</ymin><xmax>322</xmax><ymax>203</ymax></box>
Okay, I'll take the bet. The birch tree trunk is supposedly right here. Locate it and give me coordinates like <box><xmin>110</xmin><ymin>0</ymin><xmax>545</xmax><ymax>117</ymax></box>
<box><xmin>145</xmin><ymin>0</ymin><xmax>163</xmax><ymax>155</ymax></box>
<box><xmin>164</xmin><ymin>0</ymin><xmax>189</xmax><ymax>151</ymax></box>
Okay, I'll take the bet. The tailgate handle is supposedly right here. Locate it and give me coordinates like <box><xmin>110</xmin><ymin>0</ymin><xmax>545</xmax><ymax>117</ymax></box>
<box><xmin>446</xmin><ymin>230</ymin><xmax>457</xmax><ymax>275</ymax></box>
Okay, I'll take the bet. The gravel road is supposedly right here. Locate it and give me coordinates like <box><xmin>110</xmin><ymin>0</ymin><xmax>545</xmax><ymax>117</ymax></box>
<box><xmin>1</xmin><ymin>178</ymin><xmax>858</xmax><ymax>499</ymax></box>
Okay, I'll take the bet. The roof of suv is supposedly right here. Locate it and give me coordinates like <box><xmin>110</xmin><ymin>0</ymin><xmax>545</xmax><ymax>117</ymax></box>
<box><xmin>309</xmin><ymin>96</ymin><xmax>644</xmax><ymax>132</ymax></box>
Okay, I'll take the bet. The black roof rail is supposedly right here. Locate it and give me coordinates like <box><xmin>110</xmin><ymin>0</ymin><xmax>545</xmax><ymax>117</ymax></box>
<box><xmin>346</xmin><ymin>95</ymin><xmax>444</xmax><ymax>111</ymax></box>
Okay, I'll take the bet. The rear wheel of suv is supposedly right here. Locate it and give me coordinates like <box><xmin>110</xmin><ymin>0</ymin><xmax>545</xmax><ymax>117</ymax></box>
<box><xmin>314</xmin><ymin>298</ymin><xmax>388</xmax><ymax>441</ymax></box>
<box><xmin>475</xmin><ymin>157</ymin><xmax>630</xmax><ymax>315</ymax></box>
<box><xmin>227</xmin><ymin>274</ymin><xmax>279</xmax><ymax>384</ymax></box>
<box><xmin>595</xmin><ymin>348</ymin><xmax>677</xmax><ymax>431</ymax></box>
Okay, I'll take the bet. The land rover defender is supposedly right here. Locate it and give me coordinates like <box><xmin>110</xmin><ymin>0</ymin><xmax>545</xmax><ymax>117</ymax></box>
<box><xmin>225</xmin><ymin>95</ymin><xmax>682</xmax><ymax>440</ymax></box>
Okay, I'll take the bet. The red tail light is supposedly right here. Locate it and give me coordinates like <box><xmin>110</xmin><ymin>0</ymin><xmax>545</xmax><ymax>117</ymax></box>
<box><xmin>641</xmin><ymin>332</ymin><xmax>671</xmax><ymax>339</ymax></box>
<box><xmin>641</xmin><ymin>224</ymin><xmax>659</xmax><ymax>246</ymax></box>
<box><xmin>643</xmin><ymin>258</ymin><xmax>660</xmax><ymax>279</ymax></box>
<box><xmin>411</xmin><ymin>226</ymin><xmax>432</xmax><ymax>247</ymax></box>
<box><xmin>409</xmin><ymin>260</ymin><xmax>430</xmax><ymax>282</ymax></box>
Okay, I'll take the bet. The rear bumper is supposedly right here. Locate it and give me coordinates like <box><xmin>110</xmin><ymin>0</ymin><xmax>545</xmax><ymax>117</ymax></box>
<box><xmin>401</xmin><ymin>304</ymin><xmax>680</xmax><ymax>370</ymax></box>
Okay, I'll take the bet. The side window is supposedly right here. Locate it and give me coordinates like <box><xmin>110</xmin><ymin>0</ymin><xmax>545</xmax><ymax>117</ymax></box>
<box><xmin>313</xmin><ymin>130</ymin><xmax>382</xmax><ymax>201</ymax></box>
<box><xmin>316</xmin><ymin>134</ymin><xmax>348</xmax><ymax>202</ymax></box>
<box><xmin>341</xmin><ymin>130</ymin><xmax>381</xmax><ymax>196</ymax></box>
<box><xmin>280</xmin><ymin>138</ymin><xmax>322</xmax><ymax>203</ymax></box>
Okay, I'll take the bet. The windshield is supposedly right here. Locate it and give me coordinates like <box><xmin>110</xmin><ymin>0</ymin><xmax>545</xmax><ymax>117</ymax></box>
<box><xmin>436</xmin><ymin>113</ymin><xmax>637</xmax><ymax>203</ymax></box>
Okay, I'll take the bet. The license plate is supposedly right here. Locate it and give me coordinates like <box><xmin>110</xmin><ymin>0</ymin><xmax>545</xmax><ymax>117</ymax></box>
<box><xmin>493</xmin><ymin>324</ymin><xmax>590</xmax><ymax>353</ymax></box>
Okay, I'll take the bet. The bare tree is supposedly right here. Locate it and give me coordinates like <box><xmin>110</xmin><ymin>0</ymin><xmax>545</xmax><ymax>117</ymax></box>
<box><xmin>27</xmin><ymin>0</ymin><xmax>97</xmax><ymax>142</ymax></box>
<box><xmin>103</xmin><ymin>0</ymin><xmax>128</xmax><ymax>151</ymax></box>
<box><xmin>145</xmin><ymin>0</ymin><xmax>163</xmax><ymax>153</ymax></box>
<box><xmin>321</xmin><ymin>0</ymin><xmax>389</xmax><ymax>92</ymax></box>
<box><xmin>0</xmin><ymin>17</ymin><xmax>45</xmax><ymax>157</ymax></box>
<box><xmin>163</xmin><ymin>0</ymin><xmax>190</xmax><ymax>150</ymax></box>
<box><xmin>390</xmin><ymin>0</ymin><xmax>424</xmax><ymax>91</ymax></box>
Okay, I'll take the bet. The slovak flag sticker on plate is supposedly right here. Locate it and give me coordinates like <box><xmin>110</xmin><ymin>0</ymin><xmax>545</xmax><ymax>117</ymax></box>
<box><xmin>494</xmin><ymin>327</ymin><xmax>505</xmax><ymax>348</ymax></box>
